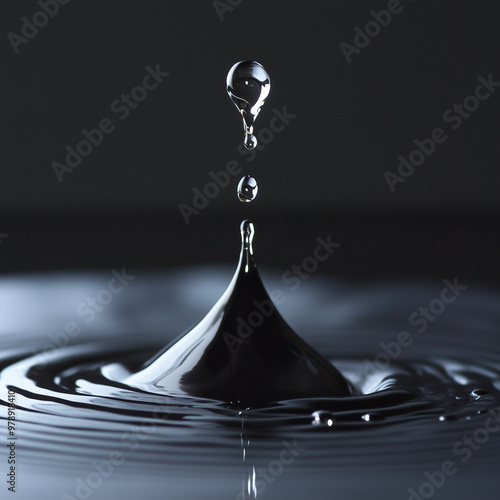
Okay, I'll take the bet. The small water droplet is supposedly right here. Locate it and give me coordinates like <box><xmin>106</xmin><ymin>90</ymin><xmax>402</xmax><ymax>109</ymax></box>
<box><xmin>227</xmin><ymin>61</ymin><xmax>271</xmax><ymax>150</ymax></box>
<box><xmin>237</xmin><ymin>175</ymin><xmax>258</xmax><ymax>203</ymax></box>
<box><xmin>243</xmin><ymin>134</ymin><xmax>257</xmax><ymax>150</ymax></box>
<box><xmin>312</xmin><ymin>411</ymin><xmax>335</xmax><ymax>427</ymax></box>
<box><xmin>471</xmin><ymin>389</ymin><xmax>489</xmax><ymax>399</ymax></box>
<box><xmin>439</xmin><ymin>414</ymin><xmax>458</xmax><ymax>422</ymax></box>
<box><xmin>361</xmin><ymin>412</ymin><xmax>384</xmax><ymax>422</ymax></box>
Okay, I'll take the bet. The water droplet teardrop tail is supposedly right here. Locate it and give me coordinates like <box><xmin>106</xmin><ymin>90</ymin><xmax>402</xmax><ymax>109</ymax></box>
<box><xmin>226</xmin><ymin>61</ymin><xmax>271</xmax><ymax>150</ymax></box>
<box><xmin>126</xmin><ymin>220</ymin><xmax>351</xmax><ymax>407</ymax></box>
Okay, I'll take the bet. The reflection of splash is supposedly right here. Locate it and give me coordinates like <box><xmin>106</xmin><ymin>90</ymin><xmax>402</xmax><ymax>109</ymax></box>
<box><xmin>241</xmin><ymin>465</ymin><xmax>257</xmax><ymax>500</ymax></box>
<box><xmin>240</xmin><ymin>415</ymin><xmax>258</xmax><ymax>500</ymax></box>
<box><xmin>238</xmin><ymin>415</ymin><xmax>309</xmax><ymax>500</ymax></box>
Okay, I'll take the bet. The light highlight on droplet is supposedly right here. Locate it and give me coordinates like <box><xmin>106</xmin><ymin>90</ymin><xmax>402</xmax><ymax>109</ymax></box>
<box><xmin>312</xmin><ymin>410</ymin><xmax>335</xmax><ymax>427</ymax></box>
<box><xmin>237</xmin><ymin>175</ymin><xmax>258</xmax><ymax>203</ymax></box>
<box><xmin>226</xmin><ymin>61</ymin><xmax>271</xmax><ymax>150</ymax></box>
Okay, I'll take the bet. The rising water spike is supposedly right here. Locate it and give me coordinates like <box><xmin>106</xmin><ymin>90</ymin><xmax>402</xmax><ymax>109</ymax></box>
<box><xmin>127</xmin><ymin>220</ymin><xmax>350</xmax><ymax>408</ymax></box>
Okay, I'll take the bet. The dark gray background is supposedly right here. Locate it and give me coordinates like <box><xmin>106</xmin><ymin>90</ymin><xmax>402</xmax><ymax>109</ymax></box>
<box><xmin>1</xmin><ymin>0</ymin><xmax>499</xmax><ymax>281</ymax></box>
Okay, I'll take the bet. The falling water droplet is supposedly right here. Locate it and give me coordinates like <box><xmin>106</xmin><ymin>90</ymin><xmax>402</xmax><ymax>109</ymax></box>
<box><xmin>243</xmin><ymin>133</ymin><xmax>257</xmax><ymax>150</ymax></box>
<box><xmin>227</xmin><ymin>60</ymin><xmax>271</xmax><ymax>150</ymax></box>
<box><xmin>237</xmin><ymin>175</ymin><xmax>258</xmax><ymax>203</ymax></box>
<box><xmin>312</xmin><ymin>410</ymin><xmax>335</xmax><ymax>427</ymax></box>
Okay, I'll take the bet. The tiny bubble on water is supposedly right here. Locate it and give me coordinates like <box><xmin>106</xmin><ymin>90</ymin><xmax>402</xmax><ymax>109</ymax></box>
<box><xmin>471</xmin><ymin>389</ymin><xmax>489</xmax><ymax>399</ymax></box>
<box><xmin>312</xmin><ymin>411</ymin><xmax>335</xmax><ymax>427</ymax></box>
<box><xmin>361</xmin><ymin>412</ymin><xmax>384</xmax><ymax>422</ymax></box>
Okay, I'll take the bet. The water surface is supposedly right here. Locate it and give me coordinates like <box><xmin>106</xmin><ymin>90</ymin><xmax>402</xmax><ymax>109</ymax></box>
<box><xmin>0</xmin><ymin>269</ymin><xmax>499</xmax><ymax>499</ymax></box>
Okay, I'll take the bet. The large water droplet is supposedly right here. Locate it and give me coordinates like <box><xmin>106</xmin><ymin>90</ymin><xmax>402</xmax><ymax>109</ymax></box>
<box><xmin>237</xmin><ymin>175</ymin><xmax>258</xmax><ymax>203</ymax></box>
<box><xmin>227</xmin><ymin>61</ymin><xmax>271</xmax><ymax>150</ymax></box>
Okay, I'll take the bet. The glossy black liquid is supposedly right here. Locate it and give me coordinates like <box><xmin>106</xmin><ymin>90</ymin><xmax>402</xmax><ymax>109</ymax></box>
<box><xmin>127</xmin><ymin>221</ymin><xmax>350</xmax><ymax>407</ymax></box>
